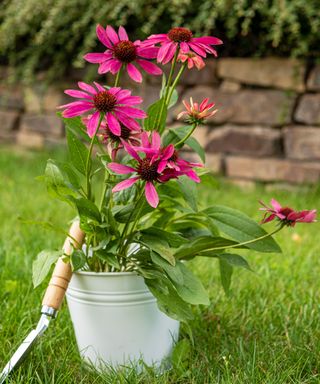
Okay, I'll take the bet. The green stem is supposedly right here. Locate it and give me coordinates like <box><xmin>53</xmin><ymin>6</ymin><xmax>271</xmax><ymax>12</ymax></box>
<box><xmin>174</xmin><ymin>122</ymin><xmax>198</xmax><ymax>147</ymax></box>
<box><xmin>202</xmin><ymin>227</ymin><xmax>283</xmax><ymax>254</ymax></box>
<box><xmin>118</xmin><ymin>188</ymin><xmax>145</xmax><ymax>256</ymax></box>
<box><xmin>155</xmin><ymin>49</ymin><xmax>180</xmax><ymax>131</ymax></box>
<box><xmin>166</xmin><ymin>62</ymin><xmax>187</xmax><ymax>106</ymax></box>
<box><xmin>85</xmin><ymin>114</ymin><xmax>104</xmax><ymax>200</ymax></box>
<box><xmin>114</xmin><ymin>67</ymin><xmax>122</xmax><ymax>87</ymax></box>
<box><xmin>98</xmin><ymin>170</ymin><xmax>110</xmax><ymax>211</ymax></box>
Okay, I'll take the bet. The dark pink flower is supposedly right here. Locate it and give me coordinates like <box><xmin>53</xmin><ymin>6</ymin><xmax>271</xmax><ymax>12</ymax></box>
<box><xmin>177</xmin><ymin>97</ymin><xmax>217</xmax><ymax>123</ymax></box>
<box><xmin>143</xmin><ymin>27</ymin><xmax>222</xmax><ymax>64</ymax></box>
<box><xmin>178</xmin><ymin>52</ymin><xmax>205</xmax><ymax>70</ymax></box>
<box><xmin>108</xmin><ymin>132</ymin><xmax>174</xmax><ymax>208</ymax></box>
<box><xmin>84</xmin><ymin>25</ymin><xmax>162</xmax><ymax>83</ymax></box>
<box><xmin>58</xmin><ymin>82</ymin><xmax>146</xmax><ymax>137</ymax></box>
<box><xmin>260</xmin><ymin>199</ymin><xmax>317</xmax><ymax>227</ymax></box>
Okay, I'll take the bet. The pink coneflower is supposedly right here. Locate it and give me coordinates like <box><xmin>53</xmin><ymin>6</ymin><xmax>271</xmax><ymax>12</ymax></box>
<box><xmin>144</xmin><ymin>27</ymin><xmax>222</xmax><ymax>64</ymax></box>
<box><xmin>177</xmin><ymin>97</ymin><xmax>217</xmax><ymax>124</ymax></box>
<box><xmin>58</xmin><ymin>82</ymin><xmax>146</xmax><ymax>137</ymax></box>
<box><xmin>84</xmin><ymin>25</ymin><xmax>162</xmax><ymax>83</ymax></box>
<box><xmin>178</xmin><ymin>52</ymin><xmax>205</xmax><ymax>70</ymax></box>
<box><xmin>260</xmin><ymin>199</ymin><xmax>317</xmax><ymax>227</ymax></box>
<box><xmin>108</xmin><ymin>132</ymin><xmax>174</xmax><ymax>208</ymax></box>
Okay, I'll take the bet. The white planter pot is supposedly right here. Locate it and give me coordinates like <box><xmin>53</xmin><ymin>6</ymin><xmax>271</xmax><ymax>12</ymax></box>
<box><xmin>66</xmin><ymin>271</ymin><xmax>180</xmax><ymax>371</ymax></box>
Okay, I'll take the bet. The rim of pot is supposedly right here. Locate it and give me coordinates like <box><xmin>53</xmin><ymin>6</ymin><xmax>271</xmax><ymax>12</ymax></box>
<box><xmin>74</xmin><ymin>270</ymin><xmax>139</xmax><ymax>276</ymax></box>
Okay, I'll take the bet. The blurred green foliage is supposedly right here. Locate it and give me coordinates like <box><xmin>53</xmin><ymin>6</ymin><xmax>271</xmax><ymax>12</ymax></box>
<box><xmin>0</xmin><ymin>0</ymin><xmax>318</xmax><ymax>82</ymax></box>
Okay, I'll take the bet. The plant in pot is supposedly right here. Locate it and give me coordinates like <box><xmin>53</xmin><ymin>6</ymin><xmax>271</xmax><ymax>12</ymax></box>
<box><xmin>33</xmin><ymin>24</ymin><xmax>317</xmax><ymax>372</ymax></box>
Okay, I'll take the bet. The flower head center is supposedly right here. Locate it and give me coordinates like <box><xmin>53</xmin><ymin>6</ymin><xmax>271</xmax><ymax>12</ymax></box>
<box><xmin>280</xmin><ymin>207</ymin><xmax>294</xmax><ymax>217</ymax></box>
<box><xmin>93</xmin><ymin>91</ymin><xmax>117</xmax><ymax>112</ymax></box>
<box><xmin>138</xmin><ymin>158</ymin><xmax>159</xmax><ymax>181</ymax></box>
<box><xmin>168</xmin><ymin>27</ymin><xmax>193</xmax><ymax>43</ymax></box>
<box><xmin>106</xmin><ymin>124</ymin><xmax>131</xmax><ymax>143</ymax></box>
<box><xmin>113</xmin><ymin>40</ymin><xmax>137</xmax><ymax>63</ymax></box>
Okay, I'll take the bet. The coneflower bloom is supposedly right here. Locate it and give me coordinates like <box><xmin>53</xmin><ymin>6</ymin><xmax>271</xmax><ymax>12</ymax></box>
<box><xmin>84</xmin><ymin>25</ymin><xmax>162</xmax><ymax>83</ymax></box>
<box><xmin>177</xmin><ymin>97</ymin><xmax>217</xmax><ymax>124</ymax></box>
<box><xmin>178</xmin><ymin>52</ymin><xmax>205</xmax><ymax>70</ymax></box>
<box><xmin>108</xmin><ymin>132</ymin><xmax>174</xmax><ymax>208</ymax></box>
<box><xmin>58</xmin><ymin>82</ymin><xmax>146</xmax><ymax>137</ymax></box>
<box><xmin>144</xmin><ymin>27</ymin><xmax>222</xmax><ymax>64</ymax></box>
<box><xmin>260</xmin><ymin>199</ymin><xmax>317</xmax><ymax>227</ymax></box>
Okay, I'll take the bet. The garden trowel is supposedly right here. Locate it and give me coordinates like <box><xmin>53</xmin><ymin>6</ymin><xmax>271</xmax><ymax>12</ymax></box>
<box><xmin>0</xmin><ymin>221</ymin><xmax>84</xmax><ymax>383</ymax></box>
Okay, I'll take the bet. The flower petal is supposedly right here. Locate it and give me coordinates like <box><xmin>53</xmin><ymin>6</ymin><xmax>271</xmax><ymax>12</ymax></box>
<box><xmin>108</xmin><ymin>163</ymin><xmax>136</xmax><ymax>174</ymax></box>
<box><xmin>136</xmin><ymin>59</ymin><xmax>162</xmax><ymax>75</ymax></box>
<box><xmin>64</xmin><ymin>89</ymin><xmax>92</xmax><ymax>99</ymax></box>
<box><xmin>271</xmin><ymin>199</ymin><xmax>282</xmax><ymax>212</ymax></box>
<box><xmin>127</xmin><ymin>63</ymin><xmax>142</xmax><ymax>83</ymax></box>
<box><xmin>121</xmin><ymin>139</ymin><xmax>141</xmax><ymax>161</ymax></box>
<box><xmin>118</xmin><ymin>26</ymin><xmax>128</xmax><ymax>41</ymax></box>
<box><xmin>145</xmin><ymin>181</ymin><xmax>159</xmax><ymax>208</ymax></box>
<box><xmin>106</xmin><ymin>113</ymin><xmax>121</xmax><ymax>136</ymax></box>
<box><xmin>83</xmin><ymin>53</ymin><xmax>109</xmax><ymax>63</ymax></box>
<box><xmin>78</xmin><ymin>82</ymin><xmax>97</xmax><ymax>95</ymax></box>
<box><xmin>96</xmin><ymin>24</ymin><xmax>112</xmax><ymax>48</ymax></box>
<box><xmin>112</xmin><ymin>177</ymin><xmax>139</xmax><ymax>192</ymax></box>
<box><xmin>106</xmin><ymin>25</ymin><xmax>119</xmax><ymax>44</ymax></box>
<box><xmin>192</xmin><ymin>36</ymin><xmax>223</xmax><ymax>45</ymax></box>
<box><xmin>87</xmin><ymin>111</ymin><xmax>101</xmax><ymax>137</ymax></box>
<box><xmin>116</xmin><ymin>106</ymin><xmax>146</xmax><ymax>119</ymax></box>
<box><xmin>62</xmin><ymin>104</ymin><xmax>93</xmax><ymax>118</ymax></box>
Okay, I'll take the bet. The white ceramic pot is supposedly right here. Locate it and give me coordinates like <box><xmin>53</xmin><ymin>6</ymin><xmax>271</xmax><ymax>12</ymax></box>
<box><xmin>66</xmin><ymin>271</ymin><xmax>180</xmax><ymax>371</ymax></box>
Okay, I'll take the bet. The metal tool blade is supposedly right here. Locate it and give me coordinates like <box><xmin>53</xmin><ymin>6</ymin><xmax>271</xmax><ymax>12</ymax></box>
<box><xmin>0</xmin><ymin>314</ymin><xmax>51</xmax><ymax>384</ymax></box>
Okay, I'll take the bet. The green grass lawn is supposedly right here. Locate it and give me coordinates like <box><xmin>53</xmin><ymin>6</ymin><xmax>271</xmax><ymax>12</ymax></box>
<box><xmin>0</xmin><ymin>146</ymin><xmax>320</xmax><ymax>383</ymax></box>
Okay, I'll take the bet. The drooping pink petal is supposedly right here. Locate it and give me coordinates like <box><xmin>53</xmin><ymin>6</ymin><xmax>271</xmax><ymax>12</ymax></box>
<box><xmin>137</xmin><ymin>46</ymin><xmax>159</xmax><ymax>59</ymax></box>
<box><xmin>180</xmin><ymin>42</ymin><xmax>190</xmax><ymax>53</ymax></box>
<box><xmin>162</xmin><ymin>144</ymin><xmax>175</xmax><ymax>160</ymax></box>
<box><xmin>121</xmin><ymin>139</ymin><xmax>141</xmax><ymax>161</ymax></box>
<box><xmin>162</xmin><ymin>42</ymin><xmax>178</xmax><ymax>64</ymax></box>
<box><xmin>87</xmin><ymin>111</ymin><xmax>100</xmax><ymax>137</ymax></box>
<box><xmin>115</xmin><ymin>111</ymin><xmax>141</xmax><ymax>131</ymax></box>
<box><xmin>106</xmin><ymin>112</ymin><xmax>121</xmax><ymax>136</ymax></box>
<box><xmin>64</xmin><ymin>90</ymin><xmax>92</xmax><ymax>99</ymax></box>
<box><xmin>192</xmin><ymin>36</ymin><xmax>223</xmax><ymax>45</ymax></box>
<box><xmin>157</xmin><ymin>160</ymin><xmax>167</xmax><ymax>173</ymax></box>
<box><xmin>157</xmin><ymin>42</ymin><xmax>174</xmax><ymax>63</ymax></box>
<box><xmin>109</xmin><ymin>60</ymin><xmax>122</xmax><ymax>74</ymax></box>
<box><xmin>136</xmin><ymin>59</ymin><xmax>162</xmax><ymax>75</ymax></box>
<box><xmin>98</xmin><ymin>59</ymin><xmax>113</xmax><ymax>74</ymax></box>
<box><xmin>127</xmin><ymin>63</ymin><xmax>142</xmax><ymax>83</ymax></box>
<box><xmin>106</xmin><ymin>25</ymin><xmax>119</xmax><ymax>44</ymax></box>
<box><xmin>112</xmin><ymin>177</ymin><xmax>139</xmax><ymax>192</ymax></box>
<box><xmin>145</xmin><ymin>181</ymin><xmax>159</xmax><ymax>208</ymax></box>
<box><xmin>151</xmin><ymin>131</ymin><xmax>161</xmax><ymax>150</ymax></box>
<box><xmin>58</xmin><ymin>100</ymin><xmax>92</xmax><ymax>109</ymax></box>
<box><xmin>186</xmin><ymin>170</ymin><xmax>200</xmax><ymax>183</ymax></box>
<box><xmin>188</xmin><ymin>43</ymin><xmax>207</xmax><ymax>57</ymax></box>
<box><xmin>116</xmin><ymin>106</ymin><xmax>146</xmax><ymax>119</ymax></box>
<box><xmin>96</xmin><ymin>24</ymin><xmax>112</xmax><ymax>48</ymax></box>
<box><xmin>261</xmin><ymin>213</ymin><xmax>276</xmax><ymax>224</ymax></box>
<box><xmin>108</xmin><ymin>163</ymin><xmax>136</xmax><ymax>174</ymax></box>
<box><xmin>141</xmin><ymin>132</ymin><xmax>149</xmax><ymax>147</ymax></box>
<box><xmin>83</xmin><ymin>53</ymin><xmax>109</xmax><ymax>63</ymax></box>
<box><xmin>118</xmin><ymin>26</ymin><xmax>128</xmax><ymax>41</ymax></box>
<box><xmin>78</xmin><ymin>82</ymin><xmax>97</xmax><ymax>95</ymax></box>
<box><xmin>117</xmin><ymin>95</ymin><xmax>143</xmax><ymax>105</ymax></box>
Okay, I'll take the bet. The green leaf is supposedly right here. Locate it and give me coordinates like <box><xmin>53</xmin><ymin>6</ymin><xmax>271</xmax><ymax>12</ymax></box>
<box><xmin>140</xmin><ymin>235</ymin><xmax>175</xmax><ymax>266</ymax></box>
<box><xmin>33</xmin><ymin>250</ymin><xmax>61</xmax><ymax>288</ymax></box>
<box><xmin>167</xmin><ymin>88</ymin><xmax>178</xmax><ymax>109</ymax></box>
<box><xmin>173</xmin><ymin>262</ymin><xmax>210</xmax><ymax>305</ymax></box>
<box><xmin>145</xmin><ymin>279</ymin><xmax>194</xmax><ymax>322</ymax></box>
<box><xmin>96</xmin><ymin>250</ymin><xmax>120</xmax><ymax>269</ymax></box>
<box><xmin>66</xmin><ymin>127</ymin><xmax>89</xmax><ymax>175</ymax></box>
<box><xmin>219</xmin><ymin>259</ymin><xmax>233</xmax><ymax>294</ymax></box>
<box><xmin>56</xmin><ymin>161</ymin><xmax>81</xmax><ymax>189</ymax></box>
<box><xmin>217</xmin><ymin>253</ymin><xmax>252</xmax><ymax>271</ymax></box>
<box><xmin>71</xmin><ymin>249</ymin><xmax>86</xmax><ymax>271</ymax></box>
<box><xmin>144</xmin><ymin>98</ymin><xmax>167</xmax><ymax>133</ymax></box>
<box><xmin>141</xmin><ymin>227</ymin><xmax>188</xmax><ymax>248</ymax></box>
<box><xmin>150</xmin><ymin>251</ymin><xmax>184</xmax><ymax>285</ymax></box>
<box><xmin>174</xmin><ymin>236</ymin><xmax>238</xmax><ymax>260</ymax></box>
<box><xmin>204</xmin><ymin>205</ymin><xmax>281</xmax><ymax>253</ymax></box>
<box><xmin>177</xmin><ymin>175</ymin><xmax>198</xmax><ymax>212</ymax></box>
<box><xmin>72</xmin><ymin>197</ymin><xmax>101</xmax><ymax>222</ymax></box>
<box><xmin>59</xmin><ymin>113</ymin><xmax>90</xmax><ymax>142</ymax></box>
<box><xmin>113</xmin><ymin>200</ymin><xmax>153</xmax><ymax>223</ymax></box>
<box><xmin>185</xmin><ymin>136</ymin><xmax>205</xmax><ymax>163</ymax></box>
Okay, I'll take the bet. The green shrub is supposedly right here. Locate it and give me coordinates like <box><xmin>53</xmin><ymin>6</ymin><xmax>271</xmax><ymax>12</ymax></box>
<box><xmin>0</xmin><ymin>0</ymin><xmax>318</xmax><ymax>82</ymax></box>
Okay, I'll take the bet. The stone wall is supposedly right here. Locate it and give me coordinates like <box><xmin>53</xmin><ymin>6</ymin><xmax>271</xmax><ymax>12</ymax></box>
<box><xmin>1</xmin><ymin>58</ymin><xmax>319</xmax><ymax>184</ymax></box>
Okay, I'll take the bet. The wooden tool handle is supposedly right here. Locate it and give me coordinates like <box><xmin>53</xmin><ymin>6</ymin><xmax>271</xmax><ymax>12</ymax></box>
<box><xmin>42</xmin><ymin>221</ymin><xmax>85</xmax><ymax>310</ymax></box>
